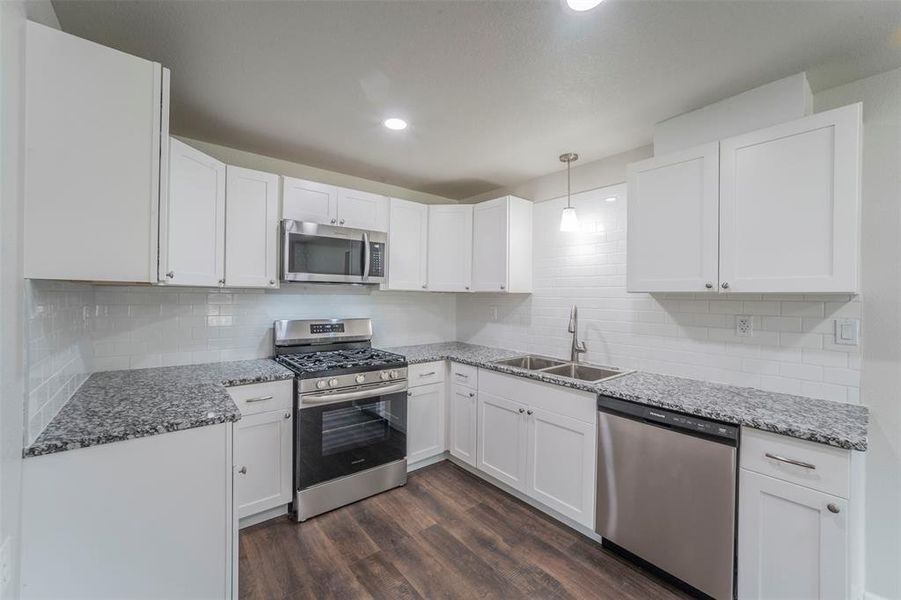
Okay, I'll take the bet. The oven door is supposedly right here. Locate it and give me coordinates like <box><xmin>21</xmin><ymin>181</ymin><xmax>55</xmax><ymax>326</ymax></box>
<box><xmin>297</xmin><ymin>384</ymin><xmax>407</xmax><ymax>490</ymax></box>
<box><xmin>282</xmin><ymin>220</ymin><xmax>386</xmax><ymax>284</ymax></box>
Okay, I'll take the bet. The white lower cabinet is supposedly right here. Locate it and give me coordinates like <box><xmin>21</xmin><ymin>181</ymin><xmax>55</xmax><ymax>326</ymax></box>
<box><xmin>477</xmin><ymin>391</ymin><xmax>529</xmax><ymax>491</ymax></box>
<box><xmin>235</xmin><ymin>410</ymin><xmax>293</xmax><ymax>519</ymax></box>
<box><xmin>475</xmin><ymin>370</ymin><xmax>597</xmax><ymax>529</ymax></box>
<box><xmin>407</xmin><ymin>382</ymin><xmax>446</xmax><ymax>465</ymax></box>
<box><xmin>737</xmin><ymin>427</ymin><xmax>859</xmax><ymax>600</ymax></box>
<box><xmin>738</xmin><ymin>470</ymin><xmax>847</xmax><ymax>600</ymax></box>
<box><xmin>449</xmin><ymin>382</ymin><xmax>478</xmax><ymax>467</ymax></box>
<box><xmin>527</xmin><ymin>407</ymin><xmax>596</xmax><ymax>527</ymax></box>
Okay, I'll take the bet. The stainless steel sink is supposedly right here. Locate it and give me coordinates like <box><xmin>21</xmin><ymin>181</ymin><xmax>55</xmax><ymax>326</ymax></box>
<box><xmin>540</xmin><ymin>363</ymin><xmax>628</xmax><ymax>383</ymax></box>
<box><xmin>493</xmin><ymin>355</ymin><xmax>568</xmax><ymax>370</ymax></box>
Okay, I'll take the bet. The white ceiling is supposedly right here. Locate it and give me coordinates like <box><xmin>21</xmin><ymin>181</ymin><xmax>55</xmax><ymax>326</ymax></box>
<box><xmin>52</xmin><ymin>0</ymin><xmax>901</xmax><ymax>200</ymax></box>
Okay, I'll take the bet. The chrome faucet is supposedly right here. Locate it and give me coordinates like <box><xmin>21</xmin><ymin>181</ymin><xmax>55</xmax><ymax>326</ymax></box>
<box><xmin>568</xmin><ymin>305</ymin><xmax>587</xmax><ymax>363</ymax></box>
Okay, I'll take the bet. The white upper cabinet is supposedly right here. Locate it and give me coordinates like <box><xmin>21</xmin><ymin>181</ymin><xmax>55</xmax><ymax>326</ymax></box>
<box><xmin>387</xmin><ymin>198</ymin><xmax>429</xmax><ymax>291</ymax></box>
<box><xmin>626</xmin><ymin>104</ymin><xmax>861</xmax><ymax>294</ymax></box>
<box><xmin>337</xmin><ymin>187</ymin><xmax>389</xmax><ymax>231</ymax></box>
<box><xmin>225</xmin><ymin>166</ymin><xmax>280</xmax><ymax>288</ymax></box>
<box><xmin>719</xmin><ymin>104</ymin><xmax>861</xmax><ymax>293</ymax></box>
<box><xmin>281</xmin><ymin>177</ymin><xmax>388</xmax><ymax>231</ymax></box>
<box><xmin>471</xmin><ymin>196</ymin><xmax>533</xmax><ymax>293</ymax></box>
<box><xmin>427</xmin><ymin>205</ymin><xmax>473</xmax><ymax>292</ymax></box>
<box><xmin>627</xmin><ymin>143</ymin><xmax>720</xmax><ymax>293</ymax></box>
<box><xmin>282</xmin><ymin>177</ymin><xmax>337</xmax><ymax>225</ymax></box>
<box><xmin>160</xmin><ymin>139</ymin><xmax>226</xmax><ymax>287</ymax></box>
<box><xmin>24</xmin><ymin>22</ymin><xmax>169</xmax><ymax>282</ymax></box>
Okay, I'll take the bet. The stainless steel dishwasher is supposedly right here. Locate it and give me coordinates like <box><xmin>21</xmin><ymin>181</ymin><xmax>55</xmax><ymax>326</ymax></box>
<box><xmin>595</xmin><ymin>396</ymin><xmax>738</xmax><ymax>600</ymax></box>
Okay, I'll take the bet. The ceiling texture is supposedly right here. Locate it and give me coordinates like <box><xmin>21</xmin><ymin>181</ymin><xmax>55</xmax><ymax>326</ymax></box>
<box><xmin>53</xmin><ymin>0</ymin><xmax>901</xmax><ymax>200</ymax></box>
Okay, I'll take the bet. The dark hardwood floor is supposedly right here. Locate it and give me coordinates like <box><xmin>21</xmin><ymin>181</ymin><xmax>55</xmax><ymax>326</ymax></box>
<box><xmin>240</xmin><ymin>460</ymin><xmax>694</xmax><ymax>599</ymax></box>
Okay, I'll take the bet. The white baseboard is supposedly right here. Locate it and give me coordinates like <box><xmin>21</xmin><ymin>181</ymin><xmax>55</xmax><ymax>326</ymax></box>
<box><xmin>239</xmin><ymin>504</ymin><xmax>288</xmax><ymax>529</ymax></box>
<box><xmin>407</xmin><ymin>452</ymin><xmax>449</xmax><ymax>472</ymax></box>
<box><xmin>863</xmin><ymin>592</ymin><xmax>893</xmax><ymax>600</ymax></box>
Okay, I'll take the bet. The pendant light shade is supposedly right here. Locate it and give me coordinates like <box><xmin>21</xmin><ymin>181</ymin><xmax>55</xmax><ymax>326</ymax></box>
<box><xmin>559</xmin><ymin>152</ymin><xmax>580</xmax><ymax>232</ymax></box>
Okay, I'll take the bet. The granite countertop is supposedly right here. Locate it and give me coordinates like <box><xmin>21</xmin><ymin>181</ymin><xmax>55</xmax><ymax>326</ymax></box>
<box><xmin>387</xmin><ymin>342</ymin><xmax>868</xmax><ymax>451</ymax></box>
<box><xmin>25</xmin><ymin>359</ymin><xmax>294</xmax><ymax>458</ymax></box>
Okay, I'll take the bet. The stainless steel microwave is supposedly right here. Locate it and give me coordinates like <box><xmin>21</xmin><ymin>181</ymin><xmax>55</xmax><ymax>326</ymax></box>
<box><xmin>281</xmin><ymin>219</ymin><xmax>386</xmax><ymax>284</ymax></box>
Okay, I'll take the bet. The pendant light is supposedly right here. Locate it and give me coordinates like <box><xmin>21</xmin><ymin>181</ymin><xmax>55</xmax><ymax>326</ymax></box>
<box><xmin>559</xmin><ymin>152</ymin><xmax>580</xmax><ymax>232</ymax></box>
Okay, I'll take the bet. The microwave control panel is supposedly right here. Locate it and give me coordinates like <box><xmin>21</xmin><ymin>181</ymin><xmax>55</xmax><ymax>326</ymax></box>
<box><xmin>370</xmin><ymin>244</ymin><xmax>385</xmax><ymax>277</ymax></box>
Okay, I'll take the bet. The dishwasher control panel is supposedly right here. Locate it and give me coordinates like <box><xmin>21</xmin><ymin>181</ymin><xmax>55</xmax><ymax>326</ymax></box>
<box><xmin>598</xmin><ymin>395</ymin><xmax>738</xmax><ymax>442</ymax></box>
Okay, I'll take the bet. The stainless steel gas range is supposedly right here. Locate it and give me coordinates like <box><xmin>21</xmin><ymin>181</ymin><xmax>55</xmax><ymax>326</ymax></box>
<box><xmin>273</xmin><ymin>318</ymin><xmax>407</xmax><ymax>522</ymax></box>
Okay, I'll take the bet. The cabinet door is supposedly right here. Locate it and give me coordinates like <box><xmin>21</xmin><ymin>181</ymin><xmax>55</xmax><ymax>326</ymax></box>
<box><xmin>738</xmin><ymin>469</ymin><xmax>847</xmax><ymax>600</ymax></box>
<box><xmin>225</xmin><ymin>166</ymin><xmax>280</xmax><ymax>288</ymax></box>
<box><xmin>236</xmin><ymin>410</ymin><xmax>293</xmax><ymax>519</ymax></box>
<box><xmin>527</xmin><ymin>408</ymin><xmax>596</xmax><ymax>528</ymax></box>
<box><xmin>477</xmin><ymin>391</ymin><xmax>528</xmax><ymax>492</ymax></box>
<box><xmin>427</xmin><ymin>205</ymin><xmax>473</xmax><ymax>292</ymax></box>
<box><xmin>449</xmin><ymin>384</ymin><xmax>478</xmax><ymax>467</ymax></box>
<box><xmin>471</xmin><ymin>197</ymin><xmax>509</xmax><ymax>292</ymax></box>
<box><xmin>282</xmin><ymin>176</ymin><xmax>337</xmax><ymax>225</ymax></box>
<box><xmin>387</xmin><ymin>198</ymin><xmax>428</xmax><ymax>291</ymax></box>
<box><xmin>338</xmin><ymin>188</ymin><xmax>388</xmax><ymax>231</ymax></box>
<box><xmin>406</xmin><ymin>383</ymin><xmax>446</xmax><ymax>464</ymax></box>
<box><xmin>719</xmin><ymin>104</ymin><xmax>861</xmax><ymax>293</ymax></box>
<box><xmin>24</xmin><ymin>22</ymin><xmax>168</xmax><ymax>282</ymax></box>
<box><xmin>159</xmin><ymin>138</ymin><xmax>225</xmax><ymax>286</ymax></box>
<box><xmin>626</xmin><ymin>142</ymin><xmax>719</xmax><ymax>293</ymax></box>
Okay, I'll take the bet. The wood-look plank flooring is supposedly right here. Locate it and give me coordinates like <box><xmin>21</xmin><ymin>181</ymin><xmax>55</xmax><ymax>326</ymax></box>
<box><xmin>240</xmin><ymin>461</ymin><xmax>694</xmax><ymax>600</ymax></box>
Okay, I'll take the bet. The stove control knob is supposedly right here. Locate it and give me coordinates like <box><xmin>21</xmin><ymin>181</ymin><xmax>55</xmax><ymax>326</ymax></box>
<box><xmin>355</xmin><ymin>374</ymin><xmax>366</xmax><ymax>384</ymax></box>
<box><xmin>328</xmin><ymin>378</ymin><xmax>339</xmax><ymax>388</ymax></box>
<box><xmin>316</xmin><ymin>380</ymin><xmax>327</xmax><ymax>390</ymax></box>
<box><xmin>380</xmin><ymin>371</ymin><xmax>390</xmax><ymax>381</ymax></box>
<box><xmin>389</xmin><ymin>370</ymin><xmax>399</xmax><ymax>379</ymax></box>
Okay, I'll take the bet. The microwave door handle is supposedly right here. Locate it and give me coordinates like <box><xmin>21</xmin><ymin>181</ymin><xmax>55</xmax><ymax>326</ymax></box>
<box><xmin>362</xmin><ymin>231</ymin><xmax>371</xmax><ymax>280</ymax></box>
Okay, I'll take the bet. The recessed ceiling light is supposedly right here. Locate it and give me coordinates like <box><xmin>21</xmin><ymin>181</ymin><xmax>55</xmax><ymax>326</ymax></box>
<box><xmin>604</xmin><ymin>196</ymin><xmax>617</xmax><ymax>203</ymax></box>
<box><xmin>564</xmin><ymin>0</ymin><xmax>605</xmax><ymax>12</ymax></box>
<box><xmin>383</xmin><ymin>117</ymin><xmax>407</xmax><ymax>131</ymax></box>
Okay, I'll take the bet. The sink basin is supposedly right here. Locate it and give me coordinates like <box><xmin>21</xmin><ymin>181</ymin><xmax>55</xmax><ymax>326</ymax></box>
<box><xmin>493</xmin><ymin>355</ymin><xmax>568</xmax><ymax>370</ymax></box>
<box><xmin>540</xmin><ymin>363</ymin><xmax>627</xmax><ymax>383</ymax></box>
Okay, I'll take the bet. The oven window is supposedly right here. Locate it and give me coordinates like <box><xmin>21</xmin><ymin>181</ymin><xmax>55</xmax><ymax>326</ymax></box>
<box><xmin>288</xmin><ymin>233</ymin><xmax>364</xmax><ymax>276</ymax></box>
<box><xmin>297</xmin><ymin>391</ymin><xmax>407</xmax><ymax>490</ymax></box>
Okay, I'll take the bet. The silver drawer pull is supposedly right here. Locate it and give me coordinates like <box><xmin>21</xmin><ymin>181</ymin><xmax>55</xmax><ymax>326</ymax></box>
<box><xmin>419</xmin><ymin>371</ymin><xmax>437</xmax><ymax>377</ymax></box>
<box><xmin>454</xmin><ymin>372</ymin><xmax>468</xmax><ymax>378</ymax></box>
<box><xmin>244</xmin><ymin>395</ymin><xmax>274</xmax><ymax>403</ymax></box>
<box><xmin>765</xmin><ymin>452</ymin><xmax>816</xmax><ymax>470</ymax></box>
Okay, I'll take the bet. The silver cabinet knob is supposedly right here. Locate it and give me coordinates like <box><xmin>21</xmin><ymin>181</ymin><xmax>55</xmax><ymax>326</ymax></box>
<box><xmin>330</xmin><ymin>219</ymin><xmax>337</xmax><ymax>224</ymax></box>
<box><xmin>500</xmin><ymin>285</ymin><xmax>505</xmax><ymax>290</ymax></box>
<box><xmin>238</xmin><ymin>466</ymin><xmax>247</xmax><ymax>475</ymax></box>
<box><xmin>518</xmin><ymin>408</ymin><xmax>525</xmax><ymax>414</ymax></box>
<box><xmin>705</xmin><ymin>282</ymin><xmax>713</xmax><ymax>289</ymax></box>
<box><xmin>468</xmin><ymin>392</ymin><xmax>475</xmax><ymax>397</ymax></box>
<box><xmin>465</xmin><ymin>286</ymin><xmax>470</xmax><ymax>290</ymax></box>
<box><xmin>339</xmin><ymin>219</ymin><xmax>345</xmax><ymax>225</ymax></box>
<box><xmin>284</xmin><ymin>412</ymin><xmax>291</xmax><ymax>419</ymax></box>
<box><xmin>269</xmin><ymin>279</ymin><xmax>276</xmax><ymax>286</ymax></box>
<box><xmin>721</xmin><ymin>282</ymin><xmax>730</xmax><ymax>289</ymax></box>
<box><xmin>421</xmin><ymin>284</ymin><xmax>427</xmax><ymax>289</ymax></box>
<box><xmin>827</xmin><ymin>503</ymin><xmax>840</xmax><ymax>514</ymax></box>
<box><xmin>407</xmin><ymin>391</ymin><xmax>413</xmax><ymax>396</ymax></box>
<box><xmin>166</xmin><ymin>271</ymin><xmax>174</xmax><ymax>279</ymax></box>
<box><xmin>527</xmin><ymin>409</ymin><xmax>533</xmax><ymax>415</ymax></box>
<box><xmin>219</xmin><ymin>279</ymin><xmax>225</xmax><ymax>286</ymax></box>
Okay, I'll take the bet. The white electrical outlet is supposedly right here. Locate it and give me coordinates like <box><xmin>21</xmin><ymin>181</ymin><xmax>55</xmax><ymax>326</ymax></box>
<box><xmin>736</xmin><ymin>315</ymin><xmax>753</xmax><ymax>337</ymax></box>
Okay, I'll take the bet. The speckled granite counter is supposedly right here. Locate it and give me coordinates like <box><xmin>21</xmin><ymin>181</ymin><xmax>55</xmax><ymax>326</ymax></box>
<box><xmin>25</xmin><ymin>359</ymin><xmax>294</xmax><ymax>458</ymax></box>
<box><xmin>387</xmin><ymin>342</ymin><xmax>868</xmax><ymax>451</ymax></box>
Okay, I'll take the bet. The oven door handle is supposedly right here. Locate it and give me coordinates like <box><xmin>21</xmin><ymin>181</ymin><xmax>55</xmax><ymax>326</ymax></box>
<box><xmin>362</xmin><ymin>231</ymin><xmax>371</xmax><ymax>280</ymax></box>
<box><xmin>301</xmin><ymin>381</ymin><xmax>407</xmax><ymax>405</ymax></box>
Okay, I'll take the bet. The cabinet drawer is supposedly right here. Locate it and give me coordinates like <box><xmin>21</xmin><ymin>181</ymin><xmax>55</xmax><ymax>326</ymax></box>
<box><xmin>479</xmin><ymin>369</ymin><xmax>596</xmax><ymax>425</ymax></box>
<box><xmin>740</xmin><ymin>427</ymin><xmax>850</xmax><ymax>498</ymax></box>
<box><xmin>450</xmin><ymin>363</ymin><xmax>478</xmax><ymax>388</ymax></box>
<box><xmin>408</xmin><ymin>361</ymin><xmax>445</xmax><ymax>387</ymax></box>
<box><xmin>227</xmin><ymin>380</ymin><xmax>293</xmax><ymax>416</ymax></box>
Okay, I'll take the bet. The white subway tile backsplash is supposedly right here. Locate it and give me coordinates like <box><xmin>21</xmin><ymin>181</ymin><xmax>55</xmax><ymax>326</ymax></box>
<box><xmin>456</xmin><ymin>185</ymin><xmax>862</xmax><ymax>404</ymax></box>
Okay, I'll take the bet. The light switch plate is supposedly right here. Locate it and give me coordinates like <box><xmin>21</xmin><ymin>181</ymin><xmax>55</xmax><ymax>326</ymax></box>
<box><xmin>834</xmin><ymin>318</ymin><xmax>860</xmax><ymax>346</ymax></box>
